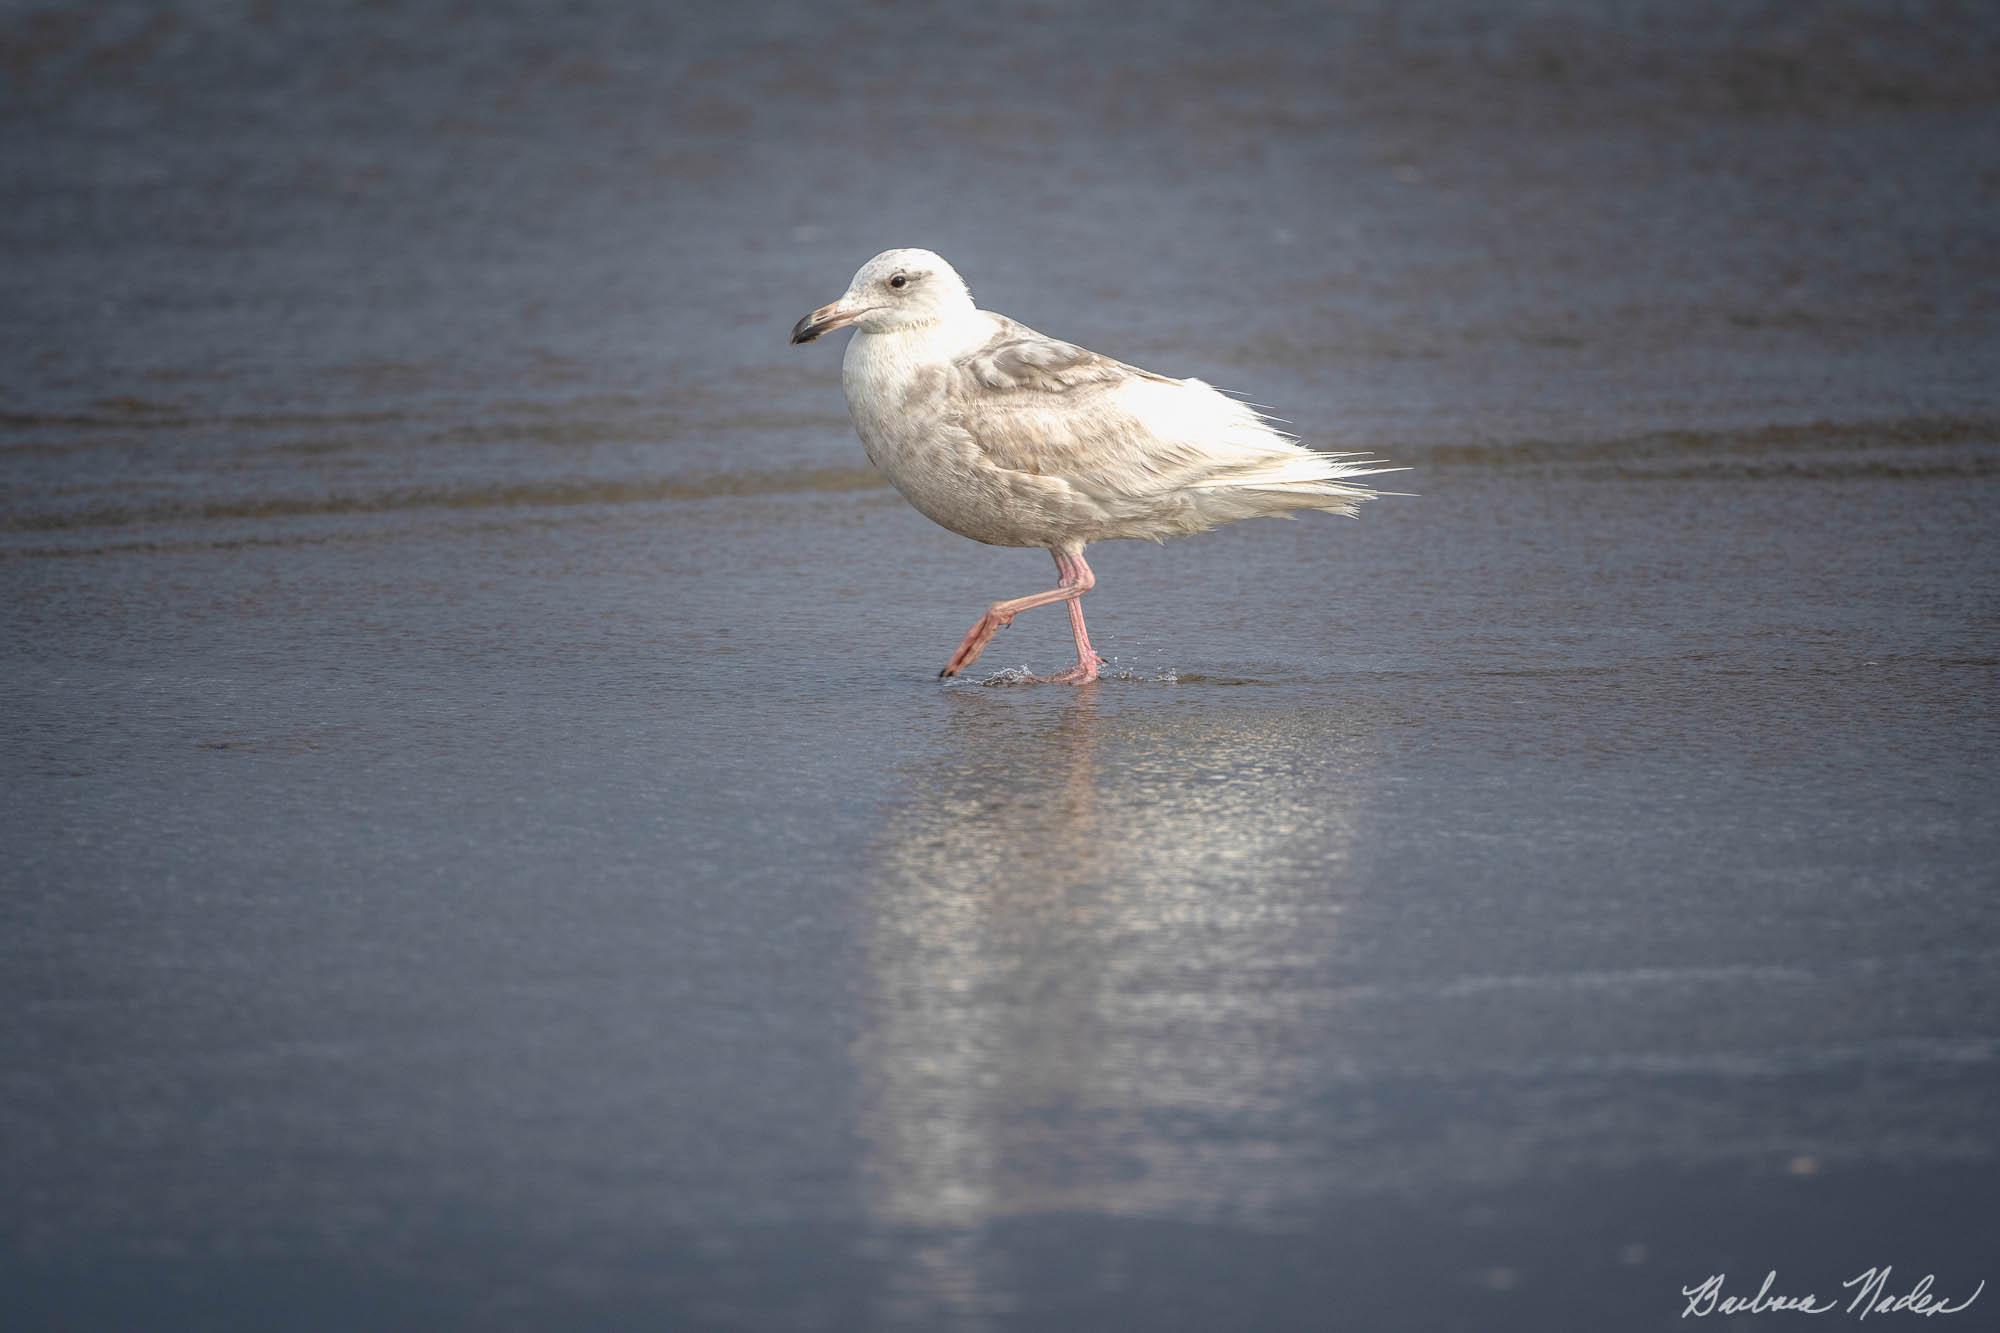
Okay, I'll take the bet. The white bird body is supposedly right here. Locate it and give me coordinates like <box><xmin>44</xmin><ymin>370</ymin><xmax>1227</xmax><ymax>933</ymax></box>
<box><xmin>841</xmin><ymin>306</ymin><xmax>1393</xmax><ymax>550</ymax></box>
<box><xmin>790</xmin><ymin>248</ymin><xmax>1403</xmax><ymax>681</ymax></box>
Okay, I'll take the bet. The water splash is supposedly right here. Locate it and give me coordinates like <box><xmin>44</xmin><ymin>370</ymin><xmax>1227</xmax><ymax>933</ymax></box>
<box><xmin>1105</xmin><ymin>661</ymin><xmax>1180</xmax><ymax>685</ymax></box>
<box><xmin>958</xmin><ymin>661</ymin><xmax>1188</xmax><ymax>687</ymax></box>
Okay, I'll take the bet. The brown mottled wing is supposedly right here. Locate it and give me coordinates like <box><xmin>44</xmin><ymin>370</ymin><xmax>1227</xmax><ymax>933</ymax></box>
<box><xmin>945</xmin><ymin>317</ymin><xmax>1214</xmax><ymax>491</ymax></box>
<box><xmin>959</xmin><ymin>319</ymin><xmax>1174</xmax><ymax>394</ymax></box>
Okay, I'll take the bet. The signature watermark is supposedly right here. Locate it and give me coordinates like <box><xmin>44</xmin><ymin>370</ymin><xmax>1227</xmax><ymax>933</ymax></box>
<box><xmin>1682</xmin><ymin>1269</ymin><xmax>1984</xmax><ymax>1320</ymax></box>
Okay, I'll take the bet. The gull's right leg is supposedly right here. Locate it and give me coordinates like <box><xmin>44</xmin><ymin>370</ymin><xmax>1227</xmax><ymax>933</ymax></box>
<box><xmin>1035</xmin><ymin>550</ymin><xmax>1104</xmax><ymax>684</ymax></box>
<box><xmin>939</xmin><ymin>547</ymin><xmax>1096</xmax><ymax>679</ymax></box>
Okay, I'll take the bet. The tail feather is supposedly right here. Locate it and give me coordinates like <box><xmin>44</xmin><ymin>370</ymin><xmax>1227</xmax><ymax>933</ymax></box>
<box><xmin>1205</xmin><ymin>444</ymin><xmax>1411</xmax><ymax>517</ymax></box>
<box><xmin>1122</xmin><ymin>378</ymin><xmax>1412</xmax><ymax>532</ymax></box>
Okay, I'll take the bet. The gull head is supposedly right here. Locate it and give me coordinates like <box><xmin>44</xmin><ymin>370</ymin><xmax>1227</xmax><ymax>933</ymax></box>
<box><xmin>790</xmin><ymin>248</ymin><xmax>974</xmax><ymax>344</ymax></box>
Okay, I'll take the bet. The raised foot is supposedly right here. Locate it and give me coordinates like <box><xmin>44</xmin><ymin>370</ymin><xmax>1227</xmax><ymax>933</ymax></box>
<box><xmin>938</xmin><ymin>609</ymin><xmax>1014</xmax><ymax>678</ymax></box>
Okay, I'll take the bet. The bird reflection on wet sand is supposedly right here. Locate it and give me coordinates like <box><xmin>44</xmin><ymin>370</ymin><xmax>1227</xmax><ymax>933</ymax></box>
<box><xmin>855</xmin><ymin>689</ymin><xmax>1373</xmax><ymax>1325</ymax></box>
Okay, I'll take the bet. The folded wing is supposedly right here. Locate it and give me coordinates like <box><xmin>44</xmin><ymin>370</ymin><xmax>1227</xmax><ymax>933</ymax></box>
<box><xmin>946</xmin><ymin>318</ymin><xmax>1402</xmax><ymax>536</ymax></box>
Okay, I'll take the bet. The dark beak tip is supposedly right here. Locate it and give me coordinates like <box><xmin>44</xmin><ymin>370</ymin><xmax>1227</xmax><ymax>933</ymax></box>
<box><xmin>789</xmin><ymin>315</ymin><xmax>822</xmax><ymax>345</ymax></box>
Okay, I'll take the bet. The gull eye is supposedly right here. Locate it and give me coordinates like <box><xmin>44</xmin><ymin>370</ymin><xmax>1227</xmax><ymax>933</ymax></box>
<box><xmin>888</xmin><ymin>273</ymin><xmax>908</xmax><ymax>289</ymax></box>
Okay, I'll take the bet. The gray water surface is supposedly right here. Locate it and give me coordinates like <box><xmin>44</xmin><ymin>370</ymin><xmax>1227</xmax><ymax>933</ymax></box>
<box><xmin>4</xmin><ymin>3</ymin><xmax>1999</xmax><ymax>1330</ymax></box>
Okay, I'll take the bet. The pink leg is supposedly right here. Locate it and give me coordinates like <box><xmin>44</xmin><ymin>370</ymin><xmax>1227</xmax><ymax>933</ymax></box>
<box><xmin>939</xmin><ymin>548</ymin><xmax>1102</xmax><ymax>683</ymax></box>
<box><xmin>1043</xmin><ymin>553</ymin><xmax>1105</xmax><ymax>684</ymax></box>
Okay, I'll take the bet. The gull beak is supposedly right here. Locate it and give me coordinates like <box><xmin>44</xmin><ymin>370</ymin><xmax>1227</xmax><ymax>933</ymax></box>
<box><xmin>790</xmin><ymin>298</ymin><xmax>863</xmax><ymax>345</ymax></box>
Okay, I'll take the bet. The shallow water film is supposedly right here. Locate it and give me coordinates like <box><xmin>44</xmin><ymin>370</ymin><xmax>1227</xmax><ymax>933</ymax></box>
<box><xmin>4</xmin><ymin>2</ymin><xmax>1998</xmax><ymax>1330</ymax></box>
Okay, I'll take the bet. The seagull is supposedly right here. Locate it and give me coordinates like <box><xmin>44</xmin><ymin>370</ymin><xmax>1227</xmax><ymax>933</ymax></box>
<box><xmin>789</xmin><ymin>248</ymin><xmax>1403</xmax><ymax>684</ymax></box>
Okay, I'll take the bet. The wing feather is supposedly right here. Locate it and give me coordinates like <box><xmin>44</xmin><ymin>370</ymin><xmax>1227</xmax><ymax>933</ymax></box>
<box><xmin>946</xmin><ymin>318</ymin><xmax>1234</xmax><ymax>494</ymax></box>
<box><xmin>938</xmin><ymin>315</ymin><xmax>1403</xmax><ymax>540</ymax></box>
<box><xmin>946</xmin><ymin>317</ymin><xmax>1396</xmax><ymax>496</ymax></box>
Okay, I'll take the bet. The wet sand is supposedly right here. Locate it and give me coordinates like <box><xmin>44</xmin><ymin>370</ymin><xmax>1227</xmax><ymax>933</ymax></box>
<box><xmin>4</xmin><ymin>3</ymin><xmax>1999</xmax><ymax>1329</ymax></box>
